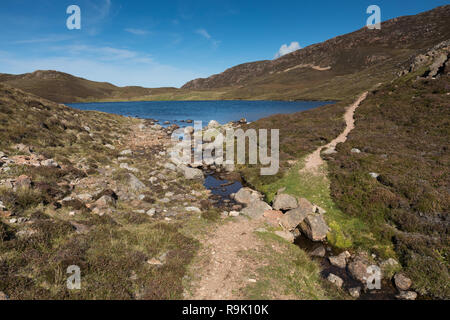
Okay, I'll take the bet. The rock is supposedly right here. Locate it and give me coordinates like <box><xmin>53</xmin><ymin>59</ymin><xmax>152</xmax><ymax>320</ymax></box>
<box><xmin>327</xmin><ymin>273</ymin><xmax>344</xmax><ymax>288</ymax></box>
<box><xmin>152</xmin><ymin>124</ymin><xmax>163</xmax><ymax>130</ymax></box>
<box><xmin>184</xmin><ymin>126</ymin><xmax>194</xmax><ymax>135</ymax></box>
<box><xmin>229</xmin><ymin>211</ymin><xmax>240</xmax><ymax>217</ymax></box>
<box><xmin>223</xmin><ymin>163</ymin><xmax>235</xmax><ymax>172</ymax></box>
<box><xmin>149</xmin><ymin>177</ymin><xmax>158</xmax><ymax>184</ymax></box>
<box><xmin>208</xmin><ymin>120</ymin><xmax>220</xmax><ymax>128</ymax></box>
<box><xmin>0</xmin><ymin>151</ymin><xmax>5</xmax><ymax>158</ymax></box>
<box><xmin>322</xmin><ymin>148</ymin><xmax>337</xmax><ymax>155</ymax></box>
<box><xmin>272</xmin><ymin>194</ymin><xmax>298</xmax><ymax>211</ymax></box>
<box><xmin>274</xmin><ymin>230</ymin><xmax>295</xmax><ymax>243</ymax></box>
<box><xmin>280</xmin><ymin>206</ymin><xmax>310</xmax><ymax>231</ymax></box>
<box><xmin>349</xmin><ymin>287</ymin><xmax>361</xmax><ymax>298</ymax></box>
<box><xmin>120</xmin><ymin>149</ymin><xmax>133</xmax><ymax>156</ymax></box>
<box><xmin>164</xmin><ymin>163</ymin><xmax>177</xmax><ymax>171</ymax></box>
<box><xmin>347</xmin><ymin>253</ymin><xmax>370</xmax><ymax>283</ymax></box>
<box><xmin>146</xmin><ymin>208</ymin><xmax>156</xmax><ymax>216</ymax></box>
<box><xmin>312</xmin><ymin>205</ymin><xmax>326</xmax><ymax>214</ymax></box>
<box><xmin>369</xmin><ymin>172</ymin><xmax>379</xmax><ymax>179</ymax></box>
<box><xmin>394</xmin><ymin>273</ymin><xmax>412</xmax><ymax>291</ymax></box>
<box><xmin>77</xmin><ymin>194</ymin><xmax>93</xmax><ymax>202</ymax></box>
<box><xmin>0</xmin><ymin>200</ymin><xmax>6</xmax><ymax>211</ymax></box>
<box><xmin>120</xmin><ymin>163</ymin><xmax>139</xmax><ymax>172</ymax></box>
<box><xmin>241</xmin><ymin>200</ymin><xmax>272</xmax><ymax>219</ymax></box>
<box><xmin>70</xmin><ymin>222</ymin><xmax>90</xmax><ymax>234</ymax></box>
<box><xmin>147</xmin><ymin>258</ymin><xmax>164</xmax><ymax>266</ymax></box>
<box><xmin>299</xmin><ymin>214</ymin><xmax>329</xmax><ymax>241</ymax></box>
<box><xmin>183</xmin><ymin>167</ymin><xmax>204</xmax><ymax>180</ymax></box>
<box><xmin>396</xmin><ymin>291</ymin><xmax>417</xmax><ymax>300</ymax></box>
<box><xmin>95</xmin><ymin>195</ymin><xmax>116</xmax><ymax>208</ymax></box>
<box><xmin>42</xmin><ymin>159</ymin><xmax>59</xmax><ymax>167</ymax></box>
<box><xmin>234</xmin><ymin>187</ymin><xmax>262</xmax><ymax>205</ymax></box>
<box><xmin>351</xmin><ymin>148</ymin><xmax>361</xmax><ymax>154</ymax></box>
<box><xmin>310</xmin><ymin>245</ymin><xmax>326</xmax><ymax>257</ymax></box>
<box><xmin>380</xmin><ymin>258</ymin><xmax>399</xmax><ymax>269</ymax></box>
<box><xmin>126</xmin><ymin>173</ymin><xmax>146</xmax><ymax>191</ymax></box>
<box><xmin>329</xmin><ymin>251</ymin><xmax>350</xmax><ymax>269</ymax></box>
<box><xmin>428</xmin><ymin>53</ymin><xmax>448</xmax><ymax>78</ymax></box>
<box><xmin>105</xmin><ymin>144</ymin><xmax>115</xmax><ymax>150</ymax></box>
<box><xmin>185</xmin><ymin>206</ymin><xmax>201</xmax><ymax>213</ymax></box>
<box><xmin>262</xmin><ymin>210</ymin><xmax>283</xmax><ymax>227</ymax></box>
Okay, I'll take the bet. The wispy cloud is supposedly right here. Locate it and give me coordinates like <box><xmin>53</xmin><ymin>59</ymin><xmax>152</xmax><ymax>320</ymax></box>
<box><xmin>125</xmin><ymin>28</ymin><xmax>149</xmax><ymax>36</ymax></box>
<box><xmin>195</xmin><ymin>28</ymin><xmax>220</xmax><ymax>48</ymax></box>
<box><xmin>274</xmin><ymin>41</ymin><xmax>301</xmax><ymax>59</ymax></box>
<box><xmin>195</xmin><ymin>28</ymin><xmax>211</xmax><ymax>40</ymax></box>
<box><xmin>13</xmin><ymin>35</ymin><xmax>74</xmax><ymax>45</ymax></box>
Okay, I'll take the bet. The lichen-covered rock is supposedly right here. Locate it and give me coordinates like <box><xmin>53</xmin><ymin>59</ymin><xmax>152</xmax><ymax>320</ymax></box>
<box><xmin>394</xmin><ymin>273</ymin><xmax>412</xmax><ymax>291</ymax></box>
<box><xmin>241</xmin><ymin>200</ymin><xmax>272</xmax><ymax>219</ymax></box>
<box><xmin>272</xmin><ymin>194</ymin><xmax>298</xmax><ymax>211</ymax></box>
<box><xmin>299</xmin><ymin>214</ymin><xmax>329</xmax><ymax>241</ymax></box>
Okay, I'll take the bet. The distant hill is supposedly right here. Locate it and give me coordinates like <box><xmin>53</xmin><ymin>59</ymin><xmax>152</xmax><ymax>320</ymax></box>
<box><xmin>182</xmin><ymin>5</ymin><xmax>450</xmax><ymax>100</ymax></box>
<box><xmin>0</xmin><ymin>70</ymin><xmax>178</xmax><ymax>103</ymax></box>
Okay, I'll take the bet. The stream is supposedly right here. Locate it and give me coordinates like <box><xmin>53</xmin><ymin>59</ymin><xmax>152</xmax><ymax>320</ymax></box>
<box><xmin>203</xmin><ymin>171</ymin><xmax>399</xmax><ymax>300</ymax></box>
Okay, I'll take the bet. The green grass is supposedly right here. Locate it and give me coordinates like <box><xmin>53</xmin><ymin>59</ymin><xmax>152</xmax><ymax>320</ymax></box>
<box><xmin>240</xmin><ymin>230</ymin><xmax>348</xmax><ymax>300</ymax></box>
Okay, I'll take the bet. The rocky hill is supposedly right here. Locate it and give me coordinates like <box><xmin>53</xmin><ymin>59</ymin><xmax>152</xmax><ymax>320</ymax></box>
<box><xmin>182</xmin><ymin>5</ymin><xmax>450</xmax><ymax>100</ymax></box>
<box><xmin>0</xmin><ymin>70</ymin><xmax>178</xmax><ymax>103</ymax></box>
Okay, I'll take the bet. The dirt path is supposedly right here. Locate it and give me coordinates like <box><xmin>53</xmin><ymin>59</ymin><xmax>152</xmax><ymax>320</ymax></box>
<box><xmin>301</xmin><ymin>92</ymin><xmax>368</xmax><ymax>174</ymax></box>
<box><xmin>187</xmin><ymin>217</ymin><xmax>264</xmax><ymax>300</ymax></box>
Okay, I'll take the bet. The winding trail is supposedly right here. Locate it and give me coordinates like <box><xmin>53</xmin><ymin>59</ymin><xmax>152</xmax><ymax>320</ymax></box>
<box><xmin>301</xmin><ymin>92</ymin><xmax>368</xmax><ymax>174</ymax></box>
<box><xmin>186</xmin><ymin>92</ymin><xmax>368</xmax><ymax>300</ymax></box>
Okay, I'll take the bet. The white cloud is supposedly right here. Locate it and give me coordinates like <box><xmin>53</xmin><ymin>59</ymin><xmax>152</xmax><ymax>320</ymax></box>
<box><xmin>274</xmin><ymin>41</ymin><xmax>301</xmax><ymax>59</ymax></box>
<box><xmin>125</xmin><ymin>28</ymin><xmax>149</xmax><ymax>36</ymax></box>
<box><xmin>195</xmin><ymin>29</ymin><xmax>211</xmax><ymax>40</ymax></box>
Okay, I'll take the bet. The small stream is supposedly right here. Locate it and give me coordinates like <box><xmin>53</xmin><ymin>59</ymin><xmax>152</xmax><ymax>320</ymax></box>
<box><xmin>203</xmin><ymin>171</ymin><xmax>399</xmax><ymax>300</ymax></box>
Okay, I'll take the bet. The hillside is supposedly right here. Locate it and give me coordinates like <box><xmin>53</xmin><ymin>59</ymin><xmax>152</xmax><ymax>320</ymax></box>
<box><xmin>182</xmin><ymin>5</ymin><xmax>450</xmax><ymax>101</ymax></box>
<box><xmin>0</xmin><ymin>70</ymin><xmax>178</xmax><ymax>103</ymax></box>
<box><xmin>238</xmin><ymin>41</ymin><xmax>449</xmax><ymax>299</ymax></box>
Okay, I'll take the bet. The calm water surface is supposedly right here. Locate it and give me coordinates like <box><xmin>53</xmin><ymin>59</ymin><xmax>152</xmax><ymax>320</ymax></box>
<box><xmin>68</xmin><ymin>100</ymin><xmax>334</xmax><ymax>125</ymax></box>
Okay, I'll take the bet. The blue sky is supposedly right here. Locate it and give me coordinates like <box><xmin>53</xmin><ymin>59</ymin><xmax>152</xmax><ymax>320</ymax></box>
<box><xmin>0</xmin><ymin>0</ymin><xmax>447</xmax><ymax>87</ymax></box>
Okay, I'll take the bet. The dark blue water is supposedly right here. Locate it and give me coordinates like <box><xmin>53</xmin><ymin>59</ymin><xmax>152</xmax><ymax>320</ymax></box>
<box><xmin>67</xmin><ymin>100</ymin><xmax>334</xmax><ymax>125</ymax></box>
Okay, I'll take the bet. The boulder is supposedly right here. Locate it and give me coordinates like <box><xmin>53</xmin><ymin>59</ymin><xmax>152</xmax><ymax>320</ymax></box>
<box><xmin>234</xmin><ymin>187</ymin><xmax>262</xmax><ymax>205</ymax></box>
<box><xmin>272</xmin><ymin>194</ymin><xmax>298</xmax><ymax>211</ymax></box>
<box><xmin>241</xmin><ymin>200</ymin><xmax>272</xmax><ymax>219</ymax></box>
<box><xmin>280</xmin><ymin>205</ymin><xmax>310</xmax><ymax>231</ymax></box>
<box><xmin>95</xmin><ymin>195</ymin><xmax>116</xmax><ymax>208</ymax></box>
<box><xmin>274</xmin><ymin>230</ymin><xmax>295</xmax><ymax>243</ymax></box>
<box><xmin>262</xmin><ymin>210</ymin><xmax>283</xmax><ymax>227</ymax></box>
<box><xmin>42</xmin><ymin>159</ymin><xmax>59</xmax><ymax>167</ymax></box>
<box><xmin>329</xmin><ymin>251</ymin><xmax>350</xmax><ymax>269</ymax></box>
<box><xmin>126</xmin><ymin>173</ymin><xmax>146</xmax><ymax>191</ymax></box>
<box><xmin>299</xmin><ymin>214</ymin><xmax>329</xmax><ymax>241</ymax></box>
<box><xmin>183</xmin><ymin>167</ymin><xmax>204</xmax><ymax>180</ymax></box>
<box><xmin>348</xmin><ymin>287</ymin><xmax>361</xmax><ymax>298</ymax></box>
<box><xmin>208</xmin><ymin>120</ymin><xmax>220</xmax><ymax>128</ymax></box>
<box><xmin>327</xmin><ymin>273</ymin><xmax>344</xmax><ymax>288</ymax></box>
<box><xmin>396</xmin><ymin>291</ymin><xmax>417</xmax><ymax>300</ymax></box>
<box><xmin>394</xmin><ymin>273</ymin><xmax>412</xmax><ymax>291</ymax></box>
<box><xmin>310</xmin><ymin>245</ymin><xmax>326</xmax><ymax>257</ymax></box>
<box><xmin>347</xmin><ymin>253</ymin><xmax>370</xmax><ymax>283</ymax></box>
